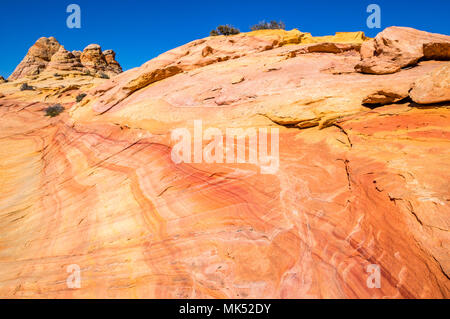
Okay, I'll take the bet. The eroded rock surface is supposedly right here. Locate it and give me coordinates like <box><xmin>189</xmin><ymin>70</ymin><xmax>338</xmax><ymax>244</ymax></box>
<box><xmin>0</xmin><ymin>28</ymin><xmax>449</xmax><ymax>299</ymax></box>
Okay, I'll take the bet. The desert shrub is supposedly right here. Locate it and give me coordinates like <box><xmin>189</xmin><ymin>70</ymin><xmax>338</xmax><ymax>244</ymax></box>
<box><xmin>99</xmin><ymin>73</ymin><xmax>110</xmax><ymax>79</ymax></box>
<box><xmin>250</xmin><ymin>20</ymin><xmax>286</xmax><ymax>31</ymax></box>
<box><xmin>20</xmin><ymin>83</ymin><xmax>34</xmax><ymax>91</ymax></box>
<box><xmin>44</xmin><ymin>104</ymin><xmax>65</xmax><ymax>117</ymax></box>
<box><xmin>210</xmin><ymin>25</ymin><xmax>240</xmax><ymax>36</ymax></box>
<box><xmin>54</xmin><ymin>73</ymin><xmax>62</xmax><ymax>77</ymax></box>
<box><xmin>76</xmin><ymin>93</ymin><xmax>87</xmax><ymax>103</ymax></box>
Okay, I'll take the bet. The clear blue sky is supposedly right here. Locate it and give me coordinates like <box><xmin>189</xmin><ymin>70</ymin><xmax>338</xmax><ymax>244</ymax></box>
<box><xmin>1</xmin><ymin>0</ymin><xmax>449</xmax><ymax>77</ymax></box>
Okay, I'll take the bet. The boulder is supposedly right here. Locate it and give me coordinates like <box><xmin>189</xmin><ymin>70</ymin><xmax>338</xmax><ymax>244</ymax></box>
<box><xmin>363</xmin><ymin>89</ymin><xmax>409</xmax><ymax>106</ymax></box>
<box><xmin>356</xmin><ymin>27</ymin><xmax>450</xmax><ymax>74</ymax></box>
<box><xmin>410</xmin><ymin>64</ymin><xmax>450</xmax><ymax>104</ymax></box>
<box><xmin>423</xmin><ymin>42</ymin><xmax>450</xmax><ymax>60</ymax></box>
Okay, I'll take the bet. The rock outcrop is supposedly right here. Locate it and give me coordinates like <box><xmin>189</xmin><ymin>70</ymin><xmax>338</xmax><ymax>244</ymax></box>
<box><xmin>410</xmin><ymin>64</ymin><xmax>450</xmax><ymax>104</ymax></box>
<box><xmin>46</xmin><ymin>46</ymin><xmax>85</xmax><ymax>72</ymax></box>
<box><xmin>103</xmin><ymin>49</ymin><xmax>123</xmax><ymax>74</ymax></box>
<box><xmin>80</xmin><ymin>44</ymin><xmax>122</xmax><ymax>76</ymax></box>
<box><xmin>356</xmin><ymin>27</ymin><xmax>450</xmax><ymax>74</ymax></box>
<box><xmin>87</xmin><ymin>30</ymin><xmax>369</xmax><ymax>114</ymax></box>
<box><xmin>9</xmin><ymin>37</ymin><xmax>61</xmax><ymax>80</ymax></box>
<box><xmin>8</xmin><ymin>37</ymin><xmax>122</xmax><ymax>80</ymax></box>
<box><xmin>0</xmin><ymin>27</ymin><xmax>449</xmax><ymax>299</ymax></box>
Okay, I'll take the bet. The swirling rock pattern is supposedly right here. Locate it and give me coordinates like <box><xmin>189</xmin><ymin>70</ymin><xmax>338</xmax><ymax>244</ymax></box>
<box><xmin>0</xmin><ymin>28</ymin><xmax>448</xmax><ymax>298</ymax></box>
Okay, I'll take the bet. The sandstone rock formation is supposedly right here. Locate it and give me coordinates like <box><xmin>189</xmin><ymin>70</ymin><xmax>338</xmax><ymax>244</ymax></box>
<box><xmin>0</xmin><ymin>27</ymin><xmax>449</xmax><ymax>299</ymax></box>
<box><xmin>410</xmin><ymin>64</ymin><xmax>450</xmax><ymax>104</ymax></box>
<box><xmin>356</xmin><ymin>27</ymin><xmax>450</xmax><ymax>74</ymax></box>
<box><xmin>103</xmin><ymin>49</ymin><xmax>123</xmax><ymax>74</ymax></box>
<box><xmin>9</xmin><ymin>37</ymin><xmax>61</xmax><ymax>80</ymax></box>
<box><xmin>8</xmin><ymin>37</ymin><xmax>122</xmax><ymax>81</ymax></box>
<box><xmin>46</xmin><ymin>46</ymin><xmax>85</xmax><ymax>73</ymax></box>
<box><xmin>80</xmin><ymin>44</ymin><xmax>122</xmax><ymax>76</ymax></box>
<box><xmin>86</xmin><ymin>30</ymin><xmax>369</xmax><ymax>115</ymax></box>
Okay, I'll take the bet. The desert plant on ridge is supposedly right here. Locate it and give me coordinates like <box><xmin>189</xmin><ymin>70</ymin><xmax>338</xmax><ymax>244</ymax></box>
<box><xmin>210</xmin><ymin>25</ymin><xmax>240</xmax><ymax>36</ymax></box>
<box><xmin>76</xmin><ymin>93</ymin><xmax>87</xmax><ymax>103</ymax></box>
<box><xmin>44</xmin><ymin>104</ymin><xmax>65</xmax><ymax>117</ymax></box>
<box><xmin>250</xmin><ymin>20</ymin><xmax>286</xmax><ymax>31</ymax></box>
<box><xmin>20</xmin><ymin>83</ymin><xmax>34</xmax><ymax>91</ymax></box>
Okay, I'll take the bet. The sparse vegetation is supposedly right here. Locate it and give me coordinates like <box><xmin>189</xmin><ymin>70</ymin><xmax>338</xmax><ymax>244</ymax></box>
<box><xmin>76</xmin><ymin>93</ymin><xmax>87</xmax><ymax>103</ymax></box>
<box><xmin>20</xmin><ymin>83</ymin><xmax>34</xmax><ymax>91</ymax></box>
<box><xmin>250</xmin><ymin>20</ymin><xmax>286</xmax><ymax>31</ymax></box>
<box><xmin>210</xmin><ymin>25</ymin><xmax>240</xmax><ymax>36</ymax></box>
<box><xmin>54</xmin><ymin>73</ymin><xmax>62</xmax><ymax>77</ymax></box>
<box><xmin>99</xmin><ymin>73</ymin><xmax>110</xmax><ymax>79</ymax></box>
<box><xmin>44</xmin><ymin>104</ymin><xmax>65</xmax><ymax>117</ymax></box>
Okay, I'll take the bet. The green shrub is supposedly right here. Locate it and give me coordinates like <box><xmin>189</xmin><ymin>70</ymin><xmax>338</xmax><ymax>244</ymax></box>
<box><xmin>44</xmin><ymin>104</ymin><xmax>65</xmax><ymax>117</ymax></box>
<box><xmin>210</xmin><ymin>25</ymin><xmax>240</xmax><ymax>36</ymax></box>
<box><xmin>20</xmin><ymin>83</ymin><xmax>34</xmax><ymax>91</ymax></box>
<box><xmin>99</xmin><ymin>73</ymin><xmax>110</xmax><ymax>79</ymax></box>
<box><xmin>76</xmin><ymin>93</ymin><xmax>87</xmax><ymax>103</ymax></box>
<box><xmin>250</xmin><ymin>20</ymin><xmax>286</xmax><ymax>31</ymax></box>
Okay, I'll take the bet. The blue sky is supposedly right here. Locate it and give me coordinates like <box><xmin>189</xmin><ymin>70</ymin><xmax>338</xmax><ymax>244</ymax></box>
<box><xmin>1</xmin><ymin>0</ymin><xmax>449</xmax><ymax>77</ymax></box>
